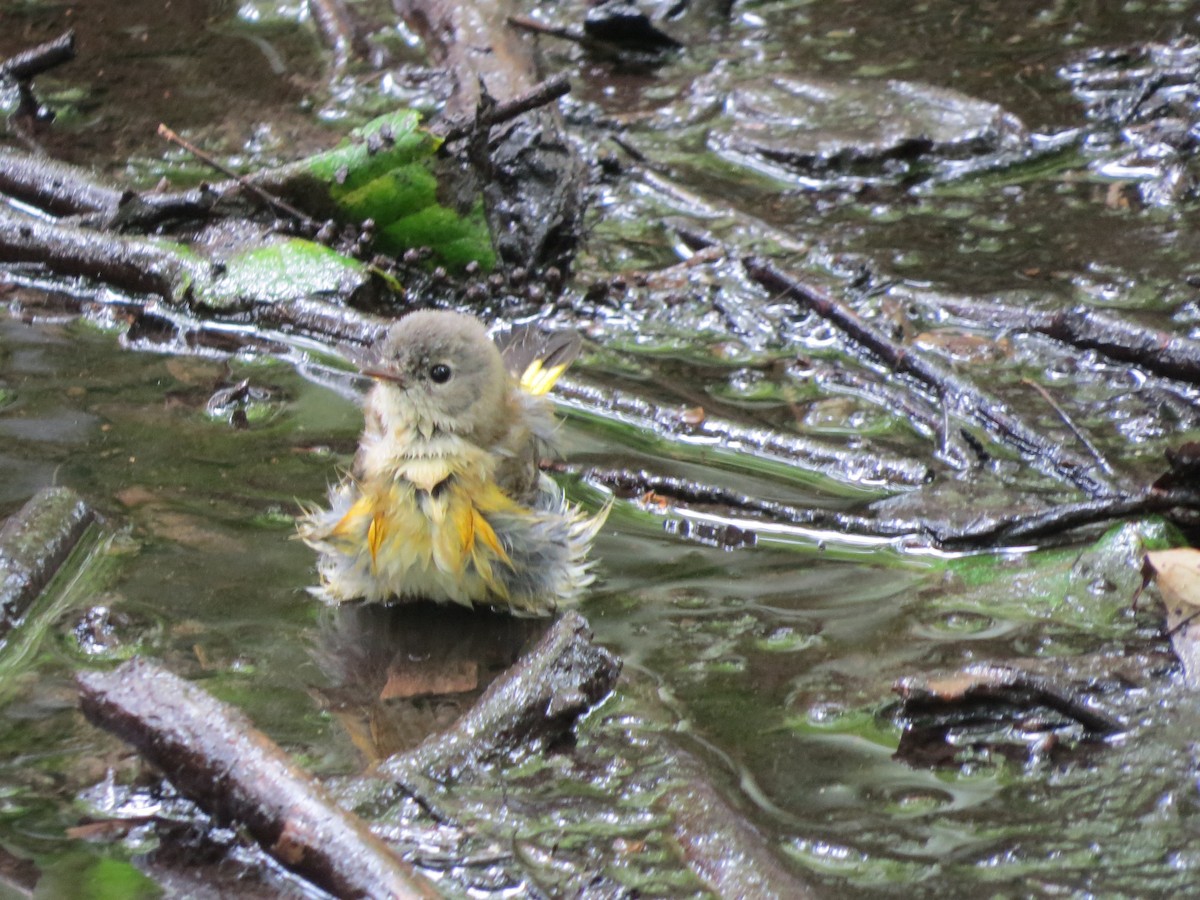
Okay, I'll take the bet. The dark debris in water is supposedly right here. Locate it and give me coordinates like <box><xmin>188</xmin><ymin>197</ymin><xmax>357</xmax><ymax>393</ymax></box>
<box><xmin>1062</xmin><ymin>38</ymin><xmax>1200</xmax><ymax>205</ymax></box>
<box><xmin>892</xmin><ymin>655</ymin><xmax>1155</xmax><ymax>769</ymax></box>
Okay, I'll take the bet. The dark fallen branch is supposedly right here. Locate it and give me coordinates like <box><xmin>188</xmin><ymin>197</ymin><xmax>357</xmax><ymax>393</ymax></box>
<box><xmin>0</xmin><ymin>30</ymin><xmax>76</xmax><ymax>82</ymax></box>
<box><xmin>0</xmin><ymin>206</ymin><xmax>201</xmax><ymax>301</ymax></box>
<box><xmin>934</xmin><ymin>487</ymin><xmax>1200</xmax><ymax>547</ymax></box>
<box><xmin>568</xmin><ymin>463</ymin><xmax>878</xmax><ymax>530</ymax></box>
<box><xmin>0</xmin><ymin>149</ymin><xmax>125</xmax><ymax>219</ymax></box>
<box><xmin>571</xmin><ymin>464</ymin><xmax>1200</xmax><ymax>549</ymax></box>
<box><xmin>926</xmin><ymin>294</ymin><xmax>1200</xmax><ymax>385</ymax></box>
<box><xmin>556</xmin><ymin>376</ymin><xmax>933</xmax><ymax>488</ymax></box>
<box><xmin>77</xmin><ymin>658</ymin><xmax>440</xmax><ymax>900</ymax></box>
<box><xmin>0</xmin><ymin>487</ymin><xmax>94</xmax><ymax>638</ymax></box>
<box><xmin>895</xmin><ymin>663</ymin><xmax>1125</xmax><ymax>735</ymax></box>
<box><xmin>381</xmin><ymin>611</ymin><xmax>620</xmax><ymax>783</ymax></box>
<box><xmin>744</xmin><ymin>257</ymin><xmax>1120</xmax><ymax>499</ymax></box>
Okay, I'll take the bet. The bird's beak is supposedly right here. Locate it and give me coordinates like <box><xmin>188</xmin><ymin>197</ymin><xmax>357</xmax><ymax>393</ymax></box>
<box><xmin>341</xmin><ymin>342</ymin><xmax>406</xmax><ymax>385</ymax></box>
<box><xmin>360</xmin><ymin>366</ymin><xmax>406</xmax><ymax>386</ymax></box>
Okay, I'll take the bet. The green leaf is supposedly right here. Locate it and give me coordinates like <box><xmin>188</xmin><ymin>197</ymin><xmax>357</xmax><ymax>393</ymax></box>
<box><xmin>379</xmin><ymin>200</ymin><xmax>496</xmax><ymax>269</ymax></box>
<box><xmin>295</xmin><ymin>110</ymin><xmax>495</xmax><ymax>271</ymax></box>
<box><xmin>305</xmin><ymin>110</ymin><xmax>438</xmax><ymax>195</ymax></box>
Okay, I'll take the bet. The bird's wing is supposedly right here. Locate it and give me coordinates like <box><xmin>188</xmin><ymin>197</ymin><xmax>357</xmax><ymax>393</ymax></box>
<box><xmin>494</xmin><ymin>325</ymin><xmax>582</xmax><ymax>396</ymax></box>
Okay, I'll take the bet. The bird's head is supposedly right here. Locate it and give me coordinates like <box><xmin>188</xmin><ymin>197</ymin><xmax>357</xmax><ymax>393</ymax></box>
<box><xmin>357</xmin><ymin>310</ymin><xmax>509</xmax><ymax>440</ymax></box>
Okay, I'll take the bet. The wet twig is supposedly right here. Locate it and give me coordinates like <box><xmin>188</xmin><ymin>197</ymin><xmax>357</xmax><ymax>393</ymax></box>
<box><xmin>816</xmin><ymin>364</ymin><xmax>978</xmax><ymax>470</ymax></box>
<box><xmin>743</xmin><ymin>257</ymin><xmax>1121</xmax><ymax>499</ymax></box>
<box><xmin>77</xmin><ymin>658</ymin><xmax>441</xmax><ymax>900</ymax></box>
<box><xmin>157</xmin><ymin>124</ymin><xmax>319</xmax><ymax>230</ymax></box>
<box><xmin>506</xmin><ymin>15</ymin><xmax>589</xmax><ymax>46</ymax></box>
<box><xmin>925</xmin><ymin>294</ymin><xmax>1200</xmax><ymax>385</ymax></box>
<box><xmin>1022</xmin><ymin>377</ymin><xmax>1116</xmax><ymax>476</ymax></box>
<box><xmin>565</xmin><ymin>463</ymin><xmax>877</xmax><ymax>530</ymax></box>
<box><xmin>569</xmin><ymin>464</ymin><xmax>1200</xmax><ymax>548</ymax></box>
<box><xmin>438</xmin><ymin>73</ymin><xmax>572</xmax><ymax>143</ymax></box>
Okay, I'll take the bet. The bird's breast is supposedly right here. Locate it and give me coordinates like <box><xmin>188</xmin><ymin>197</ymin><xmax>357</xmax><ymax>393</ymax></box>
<box><xmin>326</xmin><ymin>458</ymin><xmax>520</xmax><ymax>603</ymax></box>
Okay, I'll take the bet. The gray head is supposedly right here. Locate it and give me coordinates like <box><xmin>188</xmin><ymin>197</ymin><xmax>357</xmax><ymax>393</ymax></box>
<box><xmin>360</xmin><ymin>310</ymin><xmax>509</xmax><ymax>438</ymax></box>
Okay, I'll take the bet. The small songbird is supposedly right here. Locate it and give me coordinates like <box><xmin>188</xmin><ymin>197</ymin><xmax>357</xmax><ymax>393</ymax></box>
<box><xmin>297</xmin><ymin>309</ymin><xmax>608</xmax><ymax>615</ymax></box>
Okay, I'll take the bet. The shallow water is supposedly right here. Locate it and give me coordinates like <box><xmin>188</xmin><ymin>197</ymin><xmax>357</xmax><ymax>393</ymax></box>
<box><xmin>3</xmin><ymin>0</ymin><xmax>1200</xmax><ymax>896</ymax></box>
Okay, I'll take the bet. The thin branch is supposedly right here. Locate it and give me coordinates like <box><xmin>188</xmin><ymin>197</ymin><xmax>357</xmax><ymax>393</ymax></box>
<box><xmin>156</xmin><ymin>124</ymin><xmax>318</xmax><ymax>229</ymax></box>
<box><xmin>926</xmin><ymin>294</ymin><xmax>1200</xmax><ymax>385</ymax></box>
<box><xmin>506</xmin><ymin>15</ymin><xmax>589</xmax><ymax>45</ymax></box>
<box><xmin>743</xmin><ymin>257</ymin><xmax>1122</xmax><ymax>499</ymax></box>
<box><xmin>1022</xmin><ymin>377</ymin><xmax>1116</xmax><ymax>476</ymax></box>
<box><xmin>438</xmin><ymin>73</ymin><xmax>572</xmax><ymax>143</ymax></box>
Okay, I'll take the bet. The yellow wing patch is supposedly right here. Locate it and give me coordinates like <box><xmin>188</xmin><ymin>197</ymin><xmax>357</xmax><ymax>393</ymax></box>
<box><xmin>519</xmin><ymin>359</ymin><xmax>569</xmax><ymax>396</ymax></box>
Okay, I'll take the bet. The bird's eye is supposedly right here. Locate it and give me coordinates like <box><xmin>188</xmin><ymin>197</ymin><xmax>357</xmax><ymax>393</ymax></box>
<box><xmin>429</xmin><ymin>364</ymin><xmax>452</xmax><ymax>384</ymax></box>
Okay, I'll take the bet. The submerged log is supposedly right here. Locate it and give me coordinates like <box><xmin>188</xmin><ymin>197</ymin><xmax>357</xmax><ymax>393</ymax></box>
<box><xmin>77</xmin><ymin>658</ymin><xmax>440</xmax><ymax>900</ymax></box>
<box><xmin>382</xmin><ymin>611</ymin><xmax>621</xmax><ymax>782</ymax></box>
<box><xmin>0</xmin><ymin>487</ymin><xmax>94</xmax><ymax>638</ymax></box>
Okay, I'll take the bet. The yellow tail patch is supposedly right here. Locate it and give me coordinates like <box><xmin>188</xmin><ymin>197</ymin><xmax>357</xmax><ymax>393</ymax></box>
<box><xmin>519</xmin><ymin>359</ymin><xmax>570</xmax><ymax>396</ymax></box>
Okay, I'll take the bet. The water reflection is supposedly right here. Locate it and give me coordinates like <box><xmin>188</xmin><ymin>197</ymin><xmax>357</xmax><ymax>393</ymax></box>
<box><xmin>310</xmin><ymin>601</ymin><xmax>548</xmax><ymax>761</ymax></box>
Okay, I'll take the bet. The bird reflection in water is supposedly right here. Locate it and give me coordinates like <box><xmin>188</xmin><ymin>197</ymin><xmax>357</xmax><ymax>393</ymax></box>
<box><xmin>310</xmin><ymin>602</ymin><xmax>549</xmax><ymax>761</ymax></box>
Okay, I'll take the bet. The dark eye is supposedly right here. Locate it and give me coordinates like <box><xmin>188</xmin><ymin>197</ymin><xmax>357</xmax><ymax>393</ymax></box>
<box><xmin>429</xmin><ymin>364</ymin><xmax>452</xmax><ymax>384</ymax></box>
